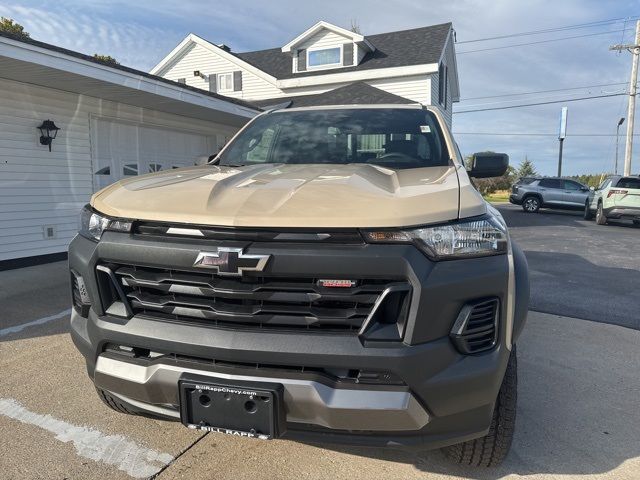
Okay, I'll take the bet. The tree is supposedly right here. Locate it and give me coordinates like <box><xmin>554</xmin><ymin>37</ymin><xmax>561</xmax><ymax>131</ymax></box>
<box><xmin>516</xmin><ymin>157</ymin><xmax>537</xmax><ymax>178</ymax></box>
<box><xmin>465</xmin><ymin>154</ymin><xmax>516</xmax><ymax>195</ymax></box>
<box><xmin>93</xmin><ymin>54</ymin><xmax>119</xmax><ymax>66</ymax></box>
<box><xmin>350</xmin><ymin>20</ymin><xmax>361</xmax><ymax>34</ymax></box>
<box><xmin>570</xmin><ymin>173</ymin><xmax>609</xmax><ymax>188</ymax></box>
<box><xmin>0</xmin><ymin>17</ymin><xmax>30</xmax><ymax>40</ymax></box>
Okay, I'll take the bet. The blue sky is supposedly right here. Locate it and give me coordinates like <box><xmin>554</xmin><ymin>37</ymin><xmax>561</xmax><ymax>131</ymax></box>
<box><xmin>1</xmin><ymin>0</ymin><xmax>639</xmax><ymax>175</ymax></box>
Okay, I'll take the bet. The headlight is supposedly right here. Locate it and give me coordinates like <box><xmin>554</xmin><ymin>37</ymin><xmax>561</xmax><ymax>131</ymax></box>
<box><xmin>363</xmin><ymin>214</ymin><xmax>508</xmax><ymax>260</ymax></box>
<box><xmin>79</xmin><ymin>205</ymin><xmax>132</xmax><ymax>242</ymax></box>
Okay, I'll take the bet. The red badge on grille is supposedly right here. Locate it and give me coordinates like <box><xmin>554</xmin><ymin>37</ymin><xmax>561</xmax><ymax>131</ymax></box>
<box><xmin>318</xmin><ymin>279</ymin><xmax>357</xmax><ymax>288</ymax></box>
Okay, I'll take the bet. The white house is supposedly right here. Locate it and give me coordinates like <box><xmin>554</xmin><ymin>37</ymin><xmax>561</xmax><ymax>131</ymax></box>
<box><xmin>0</xmin><ymin>32</ymin><xmax>260</xmax><ymax>266</ymax></box>
<box><xmin>151</xmin><ymin>21</ymin><xmax>460</xmax><ymax>126</ymax></box>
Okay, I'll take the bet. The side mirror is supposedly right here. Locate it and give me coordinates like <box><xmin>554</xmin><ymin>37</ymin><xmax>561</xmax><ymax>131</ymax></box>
<box><xmin>468</xmin><ymin>152</ymin><xmax>509</xmax><ymax>178</ymax></box>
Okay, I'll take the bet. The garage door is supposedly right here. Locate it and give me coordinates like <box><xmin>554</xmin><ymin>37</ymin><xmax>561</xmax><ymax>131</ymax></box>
<box><xmin>90</xmin><ymin>118</ymin><xmax>220</xmax><ymax>190</ymax></box>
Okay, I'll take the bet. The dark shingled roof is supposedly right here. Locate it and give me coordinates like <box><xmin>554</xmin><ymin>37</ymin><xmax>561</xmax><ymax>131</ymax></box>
<box><xmin>253</xmin><ymin>82</ymin><xmax>417</xmax><ymax>109</ymax></box>
<box><xmin>0</xmin><ymin>30</ymin><xmax>261</xmax><ymax>111</ymax></box>
<box><xmin>234</xmin><ymin>23</ymin><xmax>451</xmax><ymax>80</ymax></box>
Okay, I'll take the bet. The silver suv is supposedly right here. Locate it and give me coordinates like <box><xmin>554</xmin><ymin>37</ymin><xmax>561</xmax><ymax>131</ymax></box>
<box><xmin>510</xmin><ymin>177</ymin><xmax>590</xmax><ymax>213</ymax></box>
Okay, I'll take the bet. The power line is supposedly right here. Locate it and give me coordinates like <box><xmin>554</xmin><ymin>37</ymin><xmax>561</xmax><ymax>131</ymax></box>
<box><xmin>460</xmin><ymin>88</ymin><xmax>627</xmax><ymax>108</ymax></box>
<box><xmin>457</xmin><ymin>17</ymin><xmax>640</xmax><ymax>44</ymax></box>
<box><xmin>457</xmin><ymin>29</ymin><xmax>628</xmax><ymax>54</ymax></box>
<box><xmin>460</xmin><ymin>82</ymin><xmax>628</xmax><ymax>101</ymax></box>
<box><xmin>453</xmin><ymin>93</ymin><xmax>627</xmax><ymax>113</ymax></box>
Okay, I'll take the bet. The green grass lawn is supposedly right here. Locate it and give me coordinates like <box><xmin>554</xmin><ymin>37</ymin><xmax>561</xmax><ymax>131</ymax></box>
<box><xmin>483</xmin><ymin>191</ymin><xmax>510</xmax><ymax>203</ymax></box>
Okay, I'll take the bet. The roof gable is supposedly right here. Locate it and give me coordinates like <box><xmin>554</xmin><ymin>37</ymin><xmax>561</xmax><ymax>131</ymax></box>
<box><xmin>150</xmin><ymin>33</ymin><xmax>279</xmax><ymax>86</ymax></box>
<box><xmin>281</xmin><ymin>21</ymin><xmax>372</xmax><ymax>53</ymax></box>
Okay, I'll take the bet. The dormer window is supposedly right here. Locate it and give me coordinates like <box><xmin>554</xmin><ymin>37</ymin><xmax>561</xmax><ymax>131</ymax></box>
<box><xmin>307</xmin><ymin>46</ymin><xmax>342</xmax><ymax>68</ymax></box>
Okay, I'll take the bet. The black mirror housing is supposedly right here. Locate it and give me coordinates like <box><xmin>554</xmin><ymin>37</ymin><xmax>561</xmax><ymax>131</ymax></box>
<box><xmin>468</xmin><ymin>152</ymin><xmax>509</xmax><ymax>178</ymax></box>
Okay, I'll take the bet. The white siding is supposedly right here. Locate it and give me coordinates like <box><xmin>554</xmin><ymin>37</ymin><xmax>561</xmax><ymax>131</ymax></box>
<box><xmin>368</xmin><ymin>75</ymin><xmax>431</xmax><ymax>105</ymax></box>
<box><xmin>277</xmin><ymin>75</ymin><xmax>431</xmax><ymax>105</ymax></box>
<box><xmin>298</xmin><ymin>29</ymin><xmax>351</xmax><ymax>50</ymax></box>
<box><xmin>162</xmin><ymin>43</ymin><xmax>281</xmax><ymax>100</ymax></box>
<box><xmin>0</xmin><ymin>77</ymin><xmax>239</xmax><ymax>261</ymax></box>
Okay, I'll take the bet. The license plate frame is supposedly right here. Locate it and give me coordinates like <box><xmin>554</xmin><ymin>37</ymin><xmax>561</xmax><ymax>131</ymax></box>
<box><xmin>178</xmin><ymin>375</ymin><xmax>286</xmax><ymax>439</ymax></box>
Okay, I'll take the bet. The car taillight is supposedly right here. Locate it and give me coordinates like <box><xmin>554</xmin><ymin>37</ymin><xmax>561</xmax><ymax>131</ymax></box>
<box><xmin>607</xmin><ymin>189</ymin><xmax>627</xmax><ymax>198</ymax></box>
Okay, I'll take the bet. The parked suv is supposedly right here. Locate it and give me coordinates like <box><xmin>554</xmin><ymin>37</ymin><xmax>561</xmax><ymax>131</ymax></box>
<box><xmin>69</xmin><ymin>105</ymin><xmax>529</xmax><ymax>467</ymax></box>
<box><xmin>584</xmin><ymin>175</ymin><xmax>640</xmax><ymax>225</ymax></box>
<box><xmin>510</xmin><ymin>177</ymin><xmax>590</xmax><ymax>213</ymax></box>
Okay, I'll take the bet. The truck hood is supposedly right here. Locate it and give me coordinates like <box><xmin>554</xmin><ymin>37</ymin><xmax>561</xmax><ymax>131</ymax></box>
<box><xmin>91</xmin><ymin>163</ymin><xmax>484</xmax><ymax>228</ymax></box>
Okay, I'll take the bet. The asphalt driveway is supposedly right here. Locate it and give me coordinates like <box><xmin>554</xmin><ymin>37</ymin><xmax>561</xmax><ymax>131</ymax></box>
<box><xmin>496</xmin><ymin>204</ymin><xmax>640</xmax><ymax>330</ymax></box>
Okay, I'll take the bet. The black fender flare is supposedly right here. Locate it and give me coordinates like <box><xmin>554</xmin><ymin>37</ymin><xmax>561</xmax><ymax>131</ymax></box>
<box><xmin>511</xmin><ymin>241</ymin><xmax>530</xmax><ymax>343</ymax></box>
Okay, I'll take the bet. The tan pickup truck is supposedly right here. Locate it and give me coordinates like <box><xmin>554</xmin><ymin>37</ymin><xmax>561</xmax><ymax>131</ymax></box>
<box><xmin>69</xmin><ymin>104</ymin><xmax>529</xmax><ymax>467</ymax></box>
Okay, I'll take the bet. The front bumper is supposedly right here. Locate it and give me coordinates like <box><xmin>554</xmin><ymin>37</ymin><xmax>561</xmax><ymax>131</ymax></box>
<box><xmin>69</xmin><ymin>231</ymin><xmax>529</xmax><ymax>448</ymax></box>
<box><xmin>509</xmin><ymin>194</ymin><xmax>522</xmax><ymax>205</ymax></box>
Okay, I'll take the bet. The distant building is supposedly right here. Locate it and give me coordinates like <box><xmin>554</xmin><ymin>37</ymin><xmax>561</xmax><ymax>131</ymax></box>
<box><xmin>0</xmin><ymin>32</ymin><xmax>258</xmax><ymax>265</ymax></box>
<box><xmin>152</xmin><ymin>20</ymin><xmax>459</xmax><ymax>127</ymax></box>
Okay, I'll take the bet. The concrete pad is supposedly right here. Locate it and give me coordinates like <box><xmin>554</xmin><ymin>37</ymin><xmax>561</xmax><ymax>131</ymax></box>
<box><xmin>0</xmin><ymin>260</ymin><xmax>70</xmax><ymax>332</ymax></box>
<box><xmin>158</xmin><ymin>312</ymin><xmax>640</xmax><ymax>480</ymax></box>
<box><xmin>0</xmin><ymin>329</ymin><xmax>203</xmax><ymax>479</ymax></box>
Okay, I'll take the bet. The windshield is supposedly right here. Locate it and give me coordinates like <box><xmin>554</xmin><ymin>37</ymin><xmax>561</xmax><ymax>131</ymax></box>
<box><xmin>217</xmin><ymin>108</ymin><xmax>450</xmax><ymax>169</ymax></box>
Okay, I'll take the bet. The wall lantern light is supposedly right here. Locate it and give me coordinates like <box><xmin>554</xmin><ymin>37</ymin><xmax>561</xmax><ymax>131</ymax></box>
<box><xmin>37</xmin><ymin>119</ymin><xmax>61</xmax><ymax>152</ymax></box>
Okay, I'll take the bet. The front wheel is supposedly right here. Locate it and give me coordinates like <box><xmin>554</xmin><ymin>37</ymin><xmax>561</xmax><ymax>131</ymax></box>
<box><xmin>583</xmin><ymin>201</ymin><xmax>593</xmax><ymax>220</ymax></box>
<box><xmin>596</xmin><ymin>203</ymin><xmax>607</xmax><ymax>225</ymax></box>
<box><xmin>442</xmin><ymin>346</ymin><xmax>517</xmax><ymax>467</ymax></box>
<box><xmin>522</xmin><ymin>196</ymin><xmax>540</xmax><ymax>213</ymax></box>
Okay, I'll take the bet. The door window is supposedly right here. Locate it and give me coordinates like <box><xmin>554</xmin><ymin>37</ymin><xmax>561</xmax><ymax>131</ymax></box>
<box><xmin>563</xmin><ymin>180</ymin><xmax>582</xmax><ymax>190</ymax></box>
<box><xmin>538</xmin><ymin>178</ymin><xmax>563</xmax><ymax>189</ymax></box>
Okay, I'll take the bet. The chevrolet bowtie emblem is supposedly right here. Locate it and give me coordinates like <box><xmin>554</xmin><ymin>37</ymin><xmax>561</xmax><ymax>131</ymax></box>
<box><xmin>193</xmin><ymin>247</ymin><xmax>270</xmax><ymax>276</ymax></box>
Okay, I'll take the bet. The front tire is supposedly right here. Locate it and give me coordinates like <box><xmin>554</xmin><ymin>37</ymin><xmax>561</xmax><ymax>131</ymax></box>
<box><xmin>95</xmin><ymin>387</ymin><xmax>137</xmax><ymax>415</ymax></box>
<box><xmin>596</xmin><ymin>202</ymin><xmax>607</xmax><ymax>225</ymax></box>
<box><xmin>442</xmin><ymin>346</ymin><xmax>517</xmax><ymax>467</ymax></box>
<box><xmin>522</xmin><ymin>196</ymin><xmax>540</xmax><ymax>213</ymax></box>
<box><xmin>583</xmin><ymin>201</ymin><xmax>593</xmax><ymax>220</ymax></box>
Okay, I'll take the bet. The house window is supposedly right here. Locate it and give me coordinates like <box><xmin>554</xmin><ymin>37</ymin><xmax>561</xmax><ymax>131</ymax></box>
<box><xmin>123</xmin><ymin>164</ymin><xmax>138</xmax><ymax>176</ymax></box>
<box><xmin>438</xmin><ymin>62</ymin><xmax>448</xmax><ymax>110</ymax></box>
<box><xmin>217</xmin><ymin>73</ymin><xmax>234</xmax><ymax>92</ymax></box>
<box><xmin>307</xmin><ymin>47</ymin><xmax>342</xmax><ymax>68</ymax></box>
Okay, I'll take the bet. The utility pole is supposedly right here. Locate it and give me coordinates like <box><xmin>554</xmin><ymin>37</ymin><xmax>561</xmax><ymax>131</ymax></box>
<box><xmin>557</xmin><ymin>139</ymin><xmax>564</xmax><ymax>177</ymax></box>
<box><xmin>610</xmin><ymin>20</ymin><xmax>640</xmax><ymax>176</ymax></box>
<box><xmin>615</xmin><ymin>117</ymin><xmax>625</xmax><ymax>174</ymax></box>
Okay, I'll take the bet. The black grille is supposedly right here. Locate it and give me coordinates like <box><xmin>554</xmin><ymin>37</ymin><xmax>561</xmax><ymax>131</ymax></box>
<box><xmin>451</xmin><ymin>298</ymin><xmax>499</xmax><ymax>354</ymax></box>
<box><xmin>98</xmin><ymin>264</ymin><xmax>409</xmax><ymax>334</ymax></box>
